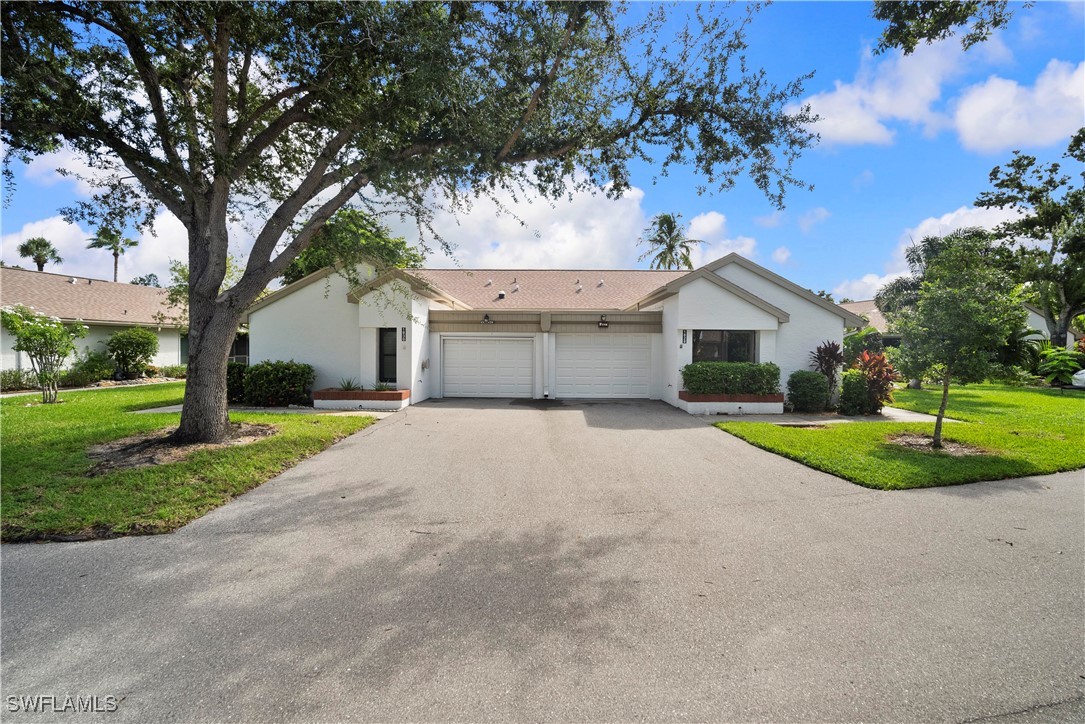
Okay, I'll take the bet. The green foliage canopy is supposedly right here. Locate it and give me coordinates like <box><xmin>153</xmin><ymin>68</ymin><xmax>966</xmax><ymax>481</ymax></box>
<box><xmin>0</xmin><ymin>304</ymin><xmax>88</xmax><ymax>403</ymax></box>
<box><xmin>281</xmin><ymin>209</ymin><xmax>424</xmax><ymax>285</ymax></box>
<box><xmin>105</xmin><ymin>327</ymin><xmax>160</xmax><ymax>379</ymax></box>
<box><xmin>17</xmin><ymin>237</ymin><xmax>62</xmax><ymax>272</ymax></box>
<box><xmin>889</xmin><ymin>233</ymin><xmax>1026</xmax><ymax>446</ymax></box>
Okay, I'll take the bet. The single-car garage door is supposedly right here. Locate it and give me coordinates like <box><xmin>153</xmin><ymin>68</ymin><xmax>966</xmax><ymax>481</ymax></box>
<box><xmin>442</xmin><ymin>337</ymin><xmax>534</xmax><ymax>398</ymax></box>
<box><xmin>555</xmin><ymin>333</ymin><xmax>651</xmax><ymax>398</ymax></box>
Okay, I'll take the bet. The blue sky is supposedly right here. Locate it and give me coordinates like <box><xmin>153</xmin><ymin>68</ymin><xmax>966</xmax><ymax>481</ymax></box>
<box><xmin>2</xmin><ymin>1</ymin><xmax>1083</xmax><ymax>300</ymax></box>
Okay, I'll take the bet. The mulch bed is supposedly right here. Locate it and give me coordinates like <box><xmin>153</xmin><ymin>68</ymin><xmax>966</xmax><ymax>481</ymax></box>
<box><xmin>887</xmin><ymin>433</ymin><xmax>986</xmax><ymax>456</ymax></box>
<box><xmin>86</xmin><ymin>422</ymin><xmax>276</xmax><ymax>476</ymax></box>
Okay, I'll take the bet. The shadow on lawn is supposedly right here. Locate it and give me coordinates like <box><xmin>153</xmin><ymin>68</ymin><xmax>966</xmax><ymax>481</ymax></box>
<box><xmin>868</xmin><ymin>441</ymin><xmax>1046</xmax><ymax>492</ymax></box>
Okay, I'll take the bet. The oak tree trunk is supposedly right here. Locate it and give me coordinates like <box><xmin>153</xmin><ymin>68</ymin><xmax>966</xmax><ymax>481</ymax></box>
<box><xmin>112</xmin><ymin>251</ymin><xmax>119</xmax><ymax>282</ymax></box>
<box><xmin>174</xmin><ymin>302</ymin><xmax>239</xmax><ymax>443</ymax></box>
<box><xmin>932</xmin><ymin>365</ymin><xmax>952</xmax><ymax>449</ymax></box>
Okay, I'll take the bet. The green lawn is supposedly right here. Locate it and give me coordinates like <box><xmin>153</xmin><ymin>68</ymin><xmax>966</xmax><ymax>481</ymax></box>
<box><xmin>1</xmin><ymin>383</ymin><xmax>374</xmax><ymax>541</ymax></box>
<box><xmin>717</xmin><ymin>383</ymin><xmax>1085</xmax><ymax>490</ymax></box>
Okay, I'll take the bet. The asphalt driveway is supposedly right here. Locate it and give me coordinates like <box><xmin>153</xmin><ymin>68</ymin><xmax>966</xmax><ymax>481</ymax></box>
<box><xmin>2</xmin><ymin>400</ymin><xmax>1082</xmax><ymax>722</ymax></box>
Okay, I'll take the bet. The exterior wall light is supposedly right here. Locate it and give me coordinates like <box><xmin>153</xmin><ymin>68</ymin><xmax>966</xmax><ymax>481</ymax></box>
<box><xmin>598</xmin><ymin>315</ymin><xmax>609</xmax><ymax>328</ymax></box>
<box><xmin>481</xmin><ymin>314</ymin><xmax>495</xmax><ymax>324</ymax></box>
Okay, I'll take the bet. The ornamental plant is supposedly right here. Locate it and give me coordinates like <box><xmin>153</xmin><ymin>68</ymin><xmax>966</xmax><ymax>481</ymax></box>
<box><xmin>0</xmin><ymin>304</ymin><xmax>88</xmax><ymax>403</ymax></box>
<box><xmin>105</xmin><ymin>327</ymin><xmax>159</xmax><ymax>379</ymax></box>
<box><xmin>1036</xmin><ymin>347</ymin><xmax>1085</xmax><ymax>386</ymax></box>
<box><xmin>854</xmin><ymin>351</ymin><xmax>897</xmax><ymax>414</ymax></box>
<box><xmin>809</xmin><ymin>340</ymin><xmax>846</xmax><ymax>401</ymax></box>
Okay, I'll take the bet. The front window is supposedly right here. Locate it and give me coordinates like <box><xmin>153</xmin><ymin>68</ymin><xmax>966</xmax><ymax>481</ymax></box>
<box><xmin>692</xmin><ymin>330</ymin><xmax>756</xmax><ymax>363</ymax></box>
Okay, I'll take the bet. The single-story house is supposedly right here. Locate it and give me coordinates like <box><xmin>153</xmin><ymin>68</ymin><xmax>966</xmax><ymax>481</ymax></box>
<box><xmin>245</xmin><ymin>253</ymin><xmax>865</xmax><ymax>414</ymax></box>
<box><xmin>0</xmin><ymin>266</ymin><xmax>184</xmax><ymax>371</ymax></box>
<box><xmin>839</xmin><ymin>299</ymin><xmax>1078</xmax><ymax>348</ymax></box>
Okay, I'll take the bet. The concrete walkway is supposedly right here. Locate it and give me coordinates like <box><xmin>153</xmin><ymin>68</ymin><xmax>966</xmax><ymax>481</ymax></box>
<box><xmin>2</xmin><ymin>400</ymin><xmax>1081</xmax><ymax>722</ymax></box>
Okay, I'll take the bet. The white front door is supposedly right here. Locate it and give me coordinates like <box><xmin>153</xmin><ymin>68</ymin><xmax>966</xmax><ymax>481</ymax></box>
<box><xmin>442</xmin><ymin>337</ymin><xmax>534</xmax><ymax>398</ymax></box>
<box><xmin>555</xmin><ymin>333</ymin><xmax>651</xmax><ymax>398</ymax></box>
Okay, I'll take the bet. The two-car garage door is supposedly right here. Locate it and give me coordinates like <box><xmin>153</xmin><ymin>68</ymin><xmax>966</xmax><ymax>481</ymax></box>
<box><xmin>441</xmin><ymin>334</ymin><xmax>651</xmax><ymax>399</ymax></box>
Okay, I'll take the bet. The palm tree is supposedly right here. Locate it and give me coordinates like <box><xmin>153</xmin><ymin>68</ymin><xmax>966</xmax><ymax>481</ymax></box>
<box><xmin>87</xmin><ymin>228</ymin><xmax>139</xmax><ymax>282</ymax></box>
<box><xmin>17</xmin><ymin>237</ymin><xmax>63</xmax><ymax>272</ymax></box>
<box><xmin>637</xmin><ymin>213</ymin><xmax>705</xmax><ymax>270</ymax></box>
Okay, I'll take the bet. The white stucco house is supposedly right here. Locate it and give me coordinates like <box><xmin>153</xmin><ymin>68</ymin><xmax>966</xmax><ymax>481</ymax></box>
<box><xmin>245</xmin><ymin>253</ymin><xmax>864</xmax><ymax>414</ymax></box>
<box><xmin>0</xmin><ymin>266</ymin><xmax>183</xmax><ymax>371</ymax></box>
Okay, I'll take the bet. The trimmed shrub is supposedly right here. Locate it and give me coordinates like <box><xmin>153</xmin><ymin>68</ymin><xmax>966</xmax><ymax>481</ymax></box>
<box><xmin>681</xmin><ymin>361</ymin><xmax>781</xmax><ymax>395</ymax></box>
<box><xmin>61</xmin><ymin>348</ymin><xmax>116</xmax><ymax>387</ymax></box>
<box><xmin>839</xmin><ymin>369</ymin><xmax>868</xmax><ymax>416</ymax></box>
<box><xmin>0</xmin><ymin>368</ymin><xmax>37</xmax><ymax>391</ymax></box>
<box><xmin>787</xmin><ymin>370</ymin><xmax>829</xmax><ymax>412</ymax></box>
<box><xmin>105</xmin><ymin>327</ymin><xmax>159</xmax><ymax>379</ymax></box>
<box><xmin>160</xmin><ymin>364</ymin><xmax>188</xmax><ymax>379</ymax></box>
<box><xmin>226</xmin><ymin>362</ymin><xmax>247</xmax><ymax>403</ymax></box>
<box><xmin>242</xmin><ymin>360</ymin><xmax>315</xmax><ymax>407</ymax></box>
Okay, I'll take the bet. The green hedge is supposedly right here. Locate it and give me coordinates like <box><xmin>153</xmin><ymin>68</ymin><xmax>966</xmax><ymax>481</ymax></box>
<box><xmin>839</xmin><ymin>369</ymin><xmax>868</xmax><ymax>416</ymax></box>
<box><xmin>242</xmin><ymin>360</ymin><xmax>315</xmax><ymax>407</ymax></box>
<box><xmin>226</xmin><ymin>362</ymin><xmax>248</xmax><ymax>403</ymax></box>
<box><xmin>681</xmin><ymin>361</ymin><xmax>781</xmax><ymax>395</ymax></box>
<box><xmin>787</xmin><ymin>370</ymin><xmax>829</xmax><ymax>412</ymax></box>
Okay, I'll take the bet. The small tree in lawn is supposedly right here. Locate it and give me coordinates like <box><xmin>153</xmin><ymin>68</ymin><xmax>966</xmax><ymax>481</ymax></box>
<box><xmin>891</xmin><ymin>235</ymin><xmax>1026</xmax><ymax>448</ymax></box>
<box><xmin>0</xmin><ymin>305</ymin><xmax>87</xmax><ymax>403</ymax></box>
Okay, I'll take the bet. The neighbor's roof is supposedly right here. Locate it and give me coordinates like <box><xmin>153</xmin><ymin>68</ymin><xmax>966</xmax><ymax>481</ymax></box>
<box><xmin>838</xmin><ymin>299</ymin><xmax>895</xmax><ymax>334</ymax></box>
<box><xmin>0</xmin><ymin>267</ymin><xmax>179</xmax><ymax>327</ymax></box>
<box><xmin>411</xmin><ymin>268</ymin><xmax>687</xmax><ymax>310</ymax></box>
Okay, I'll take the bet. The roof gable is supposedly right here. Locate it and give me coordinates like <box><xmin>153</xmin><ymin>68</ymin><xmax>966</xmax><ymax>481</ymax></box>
<box><xmin>705</xmin><ymin>254</ymin><xmax>866</xmax><ymax>327</ymax></box>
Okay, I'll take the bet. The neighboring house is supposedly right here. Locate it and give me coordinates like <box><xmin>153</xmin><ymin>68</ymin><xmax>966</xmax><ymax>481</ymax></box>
<box><xmin>839</xmin><ymin>299</ymin><xmax>1077</xmax><ymax>348</ymax></box>
<box><xmin>0</xmin><ymin>267</ymin><xmax>184</xmax><ymax>371</ymax></box>
<box><xmin>245</xmin><ymin>253</ymin><xmax>864</xmax><ymax>413</ymax></box>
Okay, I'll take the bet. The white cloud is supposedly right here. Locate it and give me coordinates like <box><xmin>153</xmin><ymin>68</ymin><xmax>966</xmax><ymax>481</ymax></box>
<box><xmin>954</xmin><ymin>59</ymin><xmax>1085</xmax><ymax>153</ymax></box>
<box><xmin>24</xmin><ymin>145</ymin><xmax>119</xmax><ymax>198</ymax></box>
<box><xmin>394</xmin><ymin>183</ymin><xmax>649</xmax><ymax>270</ymax></box>
<box><xmin>3</xmin><ymin>216</ymin><xmax>95</xmax><ymax>277</ymax></box>
<box><xmin>754</xmin><ymin>210</ymin><xmax>784</xmax><ymax>228</ymax></box>
<box><xmin>832</xmin><ymin>205</ymin><xmax>1025</xmax><ymax>300</ymax></box>
<box><xmin>795</xmin><ymin>38</ymin><xmax>1011</xmax><ymax>147</ymax></box>
<box><xmin>853</xmin><ymin>170</ymin><xmax>875</xmax><ymax>191</ymax></box>
<box><xmin>771</xmin><ymin>246</ymin><xmax>791</xmax><ymax>265</ymax></box>
<box><xmin>796</xmin><ymin>42</ymin><xmax>962</xmax><ymax>145</ymax></box>
<box><xmin>688</xmin><ymin>236</ymin><xmax>757</xmax><ymax>269</ymax></box>
<box><xmin>687</xmin><ymin>211</ymin><xmax>727</xmax><ymax>241</ymax></box>
<box><xmin>798</xmin><ymin>207</ymin><xmax>831</xmax><ymax>232</ymax></box>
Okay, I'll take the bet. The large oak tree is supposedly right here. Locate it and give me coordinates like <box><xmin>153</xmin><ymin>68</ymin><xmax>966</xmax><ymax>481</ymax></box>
<box><xmin>2</xmin><ymin>1</ymin><xmax>815</xmax><ymax>442</ymax></box>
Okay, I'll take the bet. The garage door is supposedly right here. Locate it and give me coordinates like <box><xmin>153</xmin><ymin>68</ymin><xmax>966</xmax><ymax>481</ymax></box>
<box><xmin>442</xmin><ymin>337</ymin><xmax>534</xmax><ymax>398</ymax></box>
<box><xmin>555</xmin><ymin>333</ymin><xmax>651</xmax><ymax>398</ymax></box>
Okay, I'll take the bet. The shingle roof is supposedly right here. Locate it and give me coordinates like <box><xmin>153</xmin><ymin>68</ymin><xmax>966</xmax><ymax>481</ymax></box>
<box><xmin>412</xmin><ymin>268</ymin><xmax>688</xmax><ymax>310</ymax></box>
<box><xmin>838</xmin><ymin>299</ymin><xmax>894</xmax><ymax>334</ymax></box>
<box><xmin>0</xmin><ymin>267</ymin><xmax>179</xmax><ymax>326</ymax></box>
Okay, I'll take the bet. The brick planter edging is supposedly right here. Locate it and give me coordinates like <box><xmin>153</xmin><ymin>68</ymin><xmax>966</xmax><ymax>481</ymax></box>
<box><xmin>313</xmin><ymin>388</ymin><xmax>410</xmax><ymax>401</ymax></box>
<box><xmin>679</xmin><ymin>391</ymin><xmax>784</xmax><ymax>403</ymax></box>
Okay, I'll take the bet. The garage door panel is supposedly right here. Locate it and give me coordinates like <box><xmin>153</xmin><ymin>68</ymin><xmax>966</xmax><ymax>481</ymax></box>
<box><xmin>555</xmin><ymin>333</ymin><xmax>651</xmax><ymax>398</ymax></box>
<box><xmin>443</xmin><ymin>338</ymin><xmax>533</xmax><ymax>398</ymax></box>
